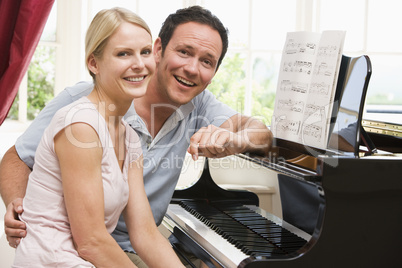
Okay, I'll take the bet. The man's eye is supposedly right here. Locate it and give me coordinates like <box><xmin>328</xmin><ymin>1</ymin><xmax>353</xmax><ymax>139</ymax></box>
<box><xmin>203</xmin><ymin>60</ymin><xmax>212</xmax><ymax>66</ymax></box>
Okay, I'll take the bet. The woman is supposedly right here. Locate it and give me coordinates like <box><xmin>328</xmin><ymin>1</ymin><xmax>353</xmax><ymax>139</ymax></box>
<box><xmin>13</xmin><ymin>7</ymin><xmax>184</xmax><ymax>268</ymax></box>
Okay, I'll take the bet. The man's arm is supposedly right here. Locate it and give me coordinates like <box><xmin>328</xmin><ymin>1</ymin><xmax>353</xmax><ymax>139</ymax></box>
<box><xmin>188</xmin><ymin>113</ymin><xmax>273</xmax><ymax>160</ymax></box>
<box><xmin>0</xmin><ymin>146</ymin><xmax>30</xmax><ymax>247</ymax></box>
<box><xmin>222</xmin><ymin>113</ymin><xmax>273</xmax><ymax>155</ymax></box>
<box><xmin>0</xmin><ymin>146</ymin><xmax>30</xmax><ymax>205</ymax></box>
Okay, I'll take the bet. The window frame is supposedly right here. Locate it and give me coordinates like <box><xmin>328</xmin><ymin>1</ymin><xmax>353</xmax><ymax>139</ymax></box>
<box><xmin>12</xmin><ymin>0</ymin><xmax>402</xmax><ymax>123</ymax></box>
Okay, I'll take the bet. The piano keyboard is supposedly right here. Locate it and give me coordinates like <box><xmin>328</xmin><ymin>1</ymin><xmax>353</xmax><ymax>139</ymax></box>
<box><xmin>164</xmin><ymin>201</ymin><xmax>311</xmax><ymax>267</ymax></box>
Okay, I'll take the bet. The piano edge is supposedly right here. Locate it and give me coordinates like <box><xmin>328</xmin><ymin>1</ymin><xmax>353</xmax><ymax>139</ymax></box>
<box><xmin>163</xmin><ymin>204</ymin><xmax>312</xmax><ymax>268</ymax></box>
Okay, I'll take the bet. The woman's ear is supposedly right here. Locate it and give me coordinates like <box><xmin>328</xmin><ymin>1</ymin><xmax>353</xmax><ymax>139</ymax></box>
<box><xmin>153</xmin><ymin>37</ymin><xmax>162</xmax><ymax>64</ymax></box>
<box><xmin>87</xmin><ymin>54</ymin><xmax>98</xmax><ymax>75</ymax></box>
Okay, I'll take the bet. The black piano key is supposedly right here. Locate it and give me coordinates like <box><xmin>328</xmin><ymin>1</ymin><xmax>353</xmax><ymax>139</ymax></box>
<box><xmin>207</xmin><ymin>218</ymin><xmax>242</xmax><ymax>225</ymax></box>
<box><xmin>244</xmin><ymin>246</ymin><xmax>286</xmax><ymax>253</ymax></box>
<box><xmin>179</xmin><ymin>200</ymin><xmax>308</xmax><ymax>257</ymax></box>
<box><xmin>235</xmin><ymin>240</ymin><xmax>276</xmax><ymax>249</ymax></box>
<box><xmin>224</xmin><ymin>233</ymin><xmax>261</xmax><ymax>241</ymax></box>
<box><xmin>214</xmin><ymin>225</ymin><xmax>255</xmax><ymax>233</ymax></box>
<box><xmin>254</xmin><ymin>229</ymin><xmax>296</xmax><ymax>237</ymax></box>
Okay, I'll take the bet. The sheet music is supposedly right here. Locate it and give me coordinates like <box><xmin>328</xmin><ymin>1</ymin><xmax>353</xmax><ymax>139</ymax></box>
<box><xmin>271</xmin><ymin>31</ymin><xmax>345</xmax><ymax>149</ymax></box>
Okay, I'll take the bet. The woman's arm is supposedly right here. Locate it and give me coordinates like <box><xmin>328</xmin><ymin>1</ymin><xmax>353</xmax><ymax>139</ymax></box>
<box><xmin>123</xmin><ymin>156</ymin><xmax>185</xmax><ymax>268</ymax></box>
<box><xmin>55</xmin><ymin>123</ymin><xmax>136</xmax><ymax>268</ymax></box>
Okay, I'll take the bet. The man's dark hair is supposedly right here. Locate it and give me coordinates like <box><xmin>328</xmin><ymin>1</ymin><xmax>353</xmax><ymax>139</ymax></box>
<box><xmin>158</xmin><ymin>5</ymin><xmax>229</xmax><ymax>70</ymax></box>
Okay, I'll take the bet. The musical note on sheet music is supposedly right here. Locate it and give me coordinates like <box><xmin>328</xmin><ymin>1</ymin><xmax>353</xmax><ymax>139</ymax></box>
<box><xmin>274</xmin><ymin>118</ymin><xmax>301</xmax><ymax>141</ymax></box>
<box><xmin>272</xmin><ymin>31</ymin><xmax>346</xmax><ymax>149</ymax></box>
<box><xmin>278</xmin><ymin>99</ymin><xmax>304</xmax><ymax>113</ymax></box>
<box><xmin>318</xmin><ymin>45</ymin><xmax>338</xmax><ymax>57</ymax></box>
<box><xmin>279</xmin><ymin>80</ymin><xmax>309</xmax><ymax>94</ymax></box>
<box><xmin>282</xmin><ymin>61</ymin><xmax>313</xmax><ymax>75</ymax></box>
<box><xmin>285</xmin><ymin>39</ymin><xmax>317</xmax><ymax>55</ymax></box>
<box><xmin>302</xmin><ymin>124</ymin><xmax>323</xmax><ymax>143</ymax></box>
<box><xmin>310</xmin><ymin>82</ymin><xmax>330</xmax><ymax>96</ymax></box>
<box><xmin>314</xmin><ymin>62</ymin><xmax>335</xmax><ymax>76</ymax></box>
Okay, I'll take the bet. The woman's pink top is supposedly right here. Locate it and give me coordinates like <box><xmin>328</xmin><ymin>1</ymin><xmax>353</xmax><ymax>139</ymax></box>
<box><xmin>13</xmin><ymin>97</ymin><xmax>142</xmax><ymax>267</ymax></box>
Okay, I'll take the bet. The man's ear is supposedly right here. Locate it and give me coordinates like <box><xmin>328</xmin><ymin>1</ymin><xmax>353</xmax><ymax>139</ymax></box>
<box><xmin>87</xmin><ymin>54</ymin><xmax>98</xmax><ymax>75</ymax></box>
<box><xmin>153</xmin><ymin>37</ymin><xmax>163</xmax><ymax>64</ymax></box>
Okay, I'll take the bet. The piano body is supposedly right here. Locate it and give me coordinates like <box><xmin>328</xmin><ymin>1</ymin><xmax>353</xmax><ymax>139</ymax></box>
<box><xmin>162</xmin><ymin>55</ymin><xmax>402</xmax><ymax>267</ymax></box>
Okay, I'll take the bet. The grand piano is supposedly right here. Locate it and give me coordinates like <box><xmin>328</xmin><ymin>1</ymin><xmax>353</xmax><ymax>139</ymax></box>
<box><xmin>162</xmin><ymin>55</ymin><xmax>402</xmax><ymax>267</ymax></box>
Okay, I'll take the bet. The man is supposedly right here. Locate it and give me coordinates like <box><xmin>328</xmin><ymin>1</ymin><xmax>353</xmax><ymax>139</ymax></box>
<box><xmin>0</xmin><ymin>5</ymin><xmax>272</xmax><ymax>267</ymax></box>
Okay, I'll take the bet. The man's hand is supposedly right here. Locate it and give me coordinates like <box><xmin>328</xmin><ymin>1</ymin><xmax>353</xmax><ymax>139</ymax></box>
<box><xmin>188</xmin><ymin>114</ymin><xmax>273</xmax><ymax>160</ymax></box>
<box><xmin>187</xmin><ymin>125</ymin><xmax>245</xmax><ymax>160</ymax></box>
<box><xmin>4</xmin><ymin>198</ymin><xmax>26</xmax><ymax>248</ymax></box>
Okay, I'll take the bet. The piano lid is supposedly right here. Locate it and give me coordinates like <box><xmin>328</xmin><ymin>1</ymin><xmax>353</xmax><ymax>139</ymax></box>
<box><xmin>327</xmin><ymin>55</ymin><xmax>372</xmax><ymax>156</ymax></box>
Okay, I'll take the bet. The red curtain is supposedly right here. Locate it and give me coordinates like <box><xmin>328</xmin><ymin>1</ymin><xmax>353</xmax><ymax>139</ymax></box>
<box><xmin>0</xmin><ymin>0</ymin><xmax>55</xmax><ymax>126</ymax></box>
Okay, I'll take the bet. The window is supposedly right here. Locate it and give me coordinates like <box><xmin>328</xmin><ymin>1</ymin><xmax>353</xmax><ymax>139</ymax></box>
<box><xmin>8</xmin><ymin>0</ymin><xmax>402</xmax><ymax>125</ymax></box>
<box><xmin>316</xmin><ymin>0</ymin><xmax>402</xmax><ymax>123</ymax></box>
<box><xmin>7</xmin><ymin>1</ymin><xmax>58</xmax><ymax>122</ymax></box>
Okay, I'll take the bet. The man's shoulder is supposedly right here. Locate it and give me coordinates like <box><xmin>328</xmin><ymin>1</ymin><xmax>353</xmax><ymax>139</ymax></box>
<box><xmin>191</xmin><ymin>89</ymin><xmax>216</xmax><ymax>105</ymax></box>
<box><xmin>64</xmin><ymin>81</ymin><xmax>94</xmax><ymax>99</ymax></box>
<box><xmin>189</xmin><ymin>89</ymin><xmax>237</xmax><ymax>124</ymax></box>
<box><xmin>40</xmin><ymin>81</ymin><xmax>94</xmax><ymax>113</ymax></box>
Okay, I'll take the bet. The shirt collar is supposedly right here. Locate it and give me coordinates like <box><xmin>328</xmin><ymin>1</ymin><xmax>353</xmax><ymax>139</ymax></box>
<box><xmin>124</xmin><ymin>101</ymin><xmax>195</xmax><ymax>138</ymax></box>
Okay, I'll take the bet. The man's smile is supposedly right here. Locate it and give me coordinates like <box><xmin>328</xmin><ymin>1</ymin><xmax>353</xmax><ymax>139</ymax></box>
<box><xmin>175</xmin><ymin>75</ymin><xmax>196</xmax><ymax>87</ymax></box>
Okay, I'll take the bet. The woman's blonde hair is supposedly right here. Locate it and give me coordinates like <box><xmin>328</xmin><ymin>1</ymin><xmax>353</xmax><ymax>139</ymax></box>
<box><xmin>85</xmin><ymin>7</ymin><xmax>152</xmax><ymax>80</ymax></box>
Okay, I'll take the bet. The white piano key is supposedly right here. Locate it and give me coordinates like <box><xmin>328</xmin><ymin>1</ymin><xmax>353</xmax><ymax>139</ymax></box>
<box><xmin>165</xmin><ymin>204</ymin><xmax>249</xmax><ymax>268</ymax></box>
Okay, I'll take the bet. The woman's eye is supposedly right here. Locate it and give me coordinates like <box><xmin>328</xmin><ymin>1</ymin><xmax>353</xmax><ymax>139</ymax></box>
<box><xmin>117</xmin><ymin>51</ymin><xmax>129</xmax><ymax>57</ymax></box>
<box><xmin>142</xmin><ymin>49</ymin><xmax>151</xmax><ymax>55</ymax></box>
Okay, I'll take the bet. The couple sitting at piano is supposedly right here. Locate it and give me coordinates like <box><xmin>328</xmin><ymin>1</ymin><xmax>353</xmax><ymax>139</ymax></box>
<box><xmin>1</xmin><ymin>6</ymin><xmax>272</xmax><ymax>268</ymax></box>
